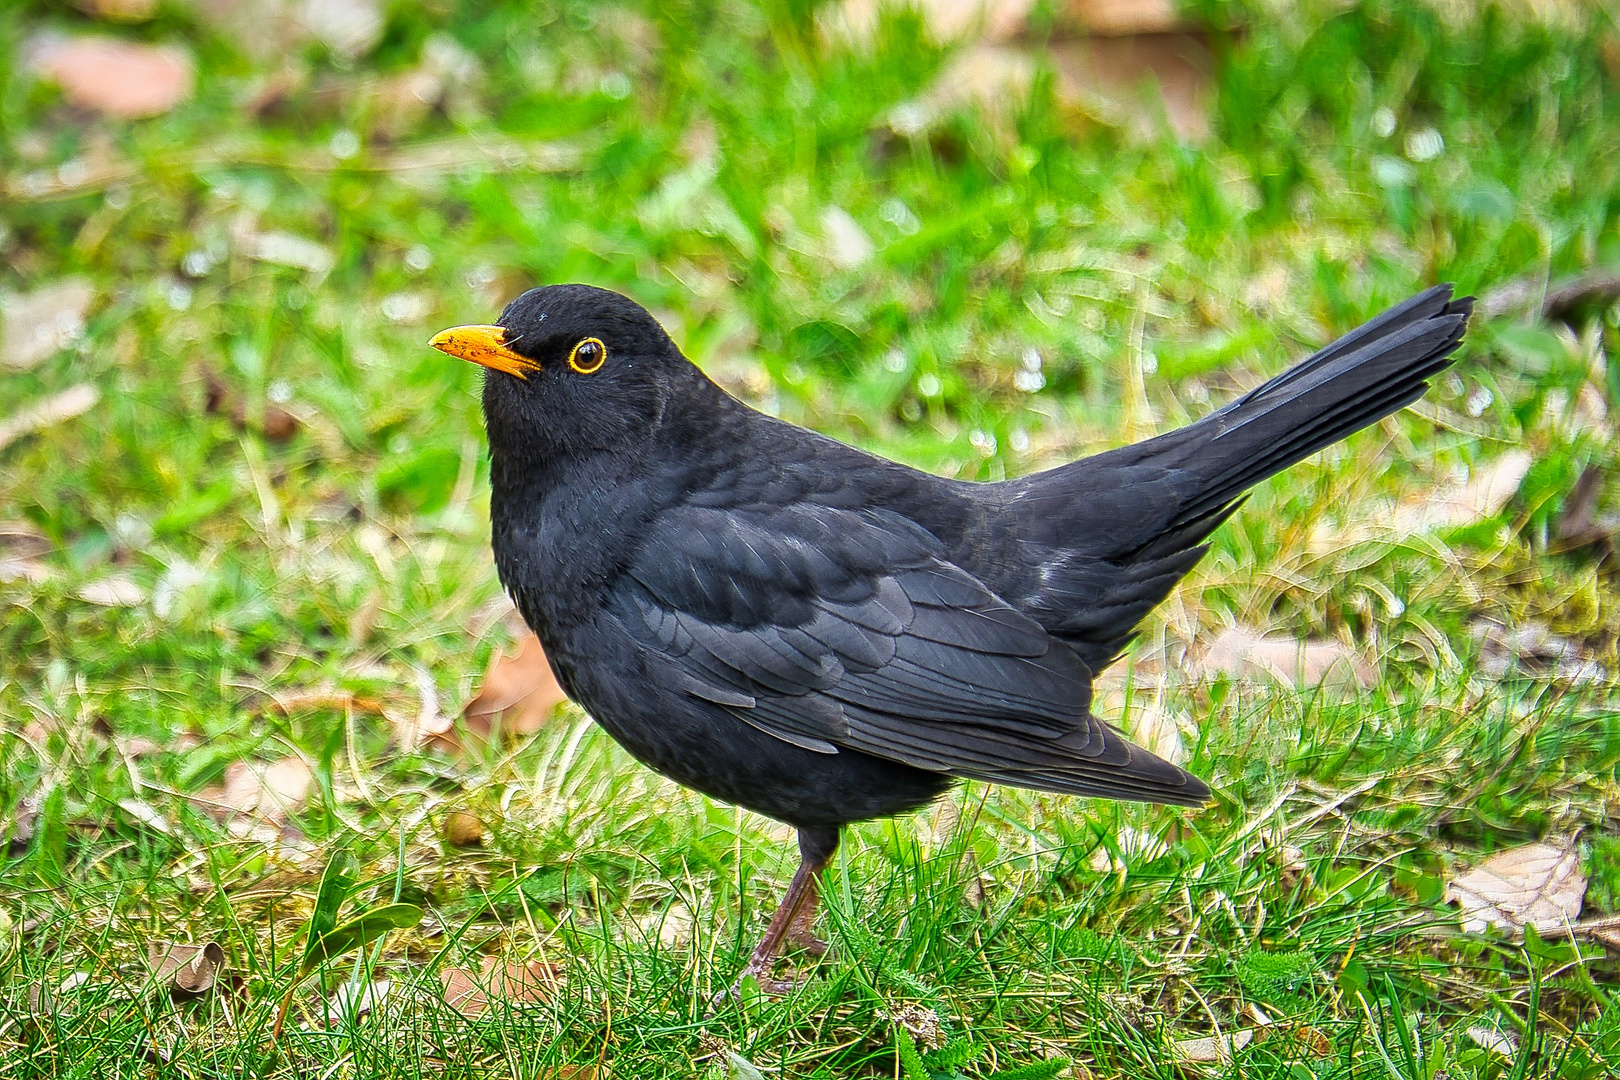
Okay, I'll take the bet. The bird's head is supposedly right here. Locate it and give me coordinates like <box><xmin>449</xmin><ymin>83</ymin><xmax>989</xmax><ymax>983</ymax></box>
<box><xmin>431</xmin><ymin>283</ymin><xmax>706</xmax><ymax>465</ymax></box>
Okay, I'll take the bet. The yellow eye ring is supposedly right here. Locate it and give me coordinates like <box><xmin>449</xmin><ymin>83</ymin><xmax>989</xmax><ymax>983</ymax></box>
<box><xmin>568</xmin><ymin>337</ymin><xmax>607</xmax><ymax>374</ymax></box>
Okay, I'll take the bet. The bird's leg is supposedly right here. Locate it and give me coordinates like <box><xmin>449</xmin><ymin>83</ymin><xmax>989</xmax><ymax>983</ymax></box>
<box><xmin>783</xmin><ymin>887</ymin><xmax>829</xmax><ymax>957</ymax></box>
<box><xmin>720</xmin><ymin>826</ymin><xmax>838</xmax><ymax>999</ymax></box>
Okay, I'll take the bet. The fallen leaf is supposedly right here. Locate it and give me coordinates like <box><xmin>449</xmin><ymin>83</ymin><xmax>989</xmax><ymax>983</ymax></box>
<box><xmin>821</xmin><ymin>206</ymin><xmax>875</xmax><ymax>269</ymax></box>
<box><xmin>28</xmin><ymin>35</ymin><xmax>194</xmax><ymax>119</ymax></box>
<box><xmin>78</xmin><ymin>575</ymin><xmax>147</xmax><ymax>607</ymax></box>
<box><xmin>1464</xmin><ymin>1024</ymin><xmax>1518</xmax><ymax>1058</ymax></box>
<box><xmin>1047</xmin><ymin>32</ymin><xmax>1213</xmax><ymax>141</ymax></box>
<box><xmin>298</xmin><ymin>0</ymin><xmax>385</xmax><ymax>60</ymax></box>
<box><xmin>76</xmin><ymin>0</ymin><xmax>159</xmax><ymax>20</ymax></box>
<box><xmin>830</xmin><ymin>0</ymin><xmax>1033</xmax><ymax>44</ymax></box>
<box><xmin>370</xmin><ymin>33</ymin><xmax>480</xmax><ymax>138</ymax></box>
<box><xmin>439</xmin><ymin>957</ymin><xmax>561</xmax><ymax>1017</ymax></box>
<box><xmin>459</xmin><ymin>633</ymin><xmax>568</xmax><ymax>746</ymax></box>
<box><xmin>118</xmin><ymin>798</ymin><xmax>173</xmax><ymax>836</ymax></box>
<box><xmin>1172</xmin><ymin>1028</ymin><xmax>1254</xmax><ymax>1066</ymax></box>
<box><xmin>0</xmin><ymin>385</ymin><xmax>101</xmax><ymax>453</ymax></box>
<box><xmin>380</xmin><ymin>291</ymin><xmax>432</xmax><ymax>325</ymax></box>
<box><xmin>147</xmin><ymin>941</ymin><xmax>225</xmax><ymax>997</ymax></box>
<box><xmin>1555</xmin><ymin>465</ymin><xmax>1612</xmax><ymax>552</ymax></box>
<box><xmin>1196</xmin><ymin>626</ymin><xmax>1373</xmax><ymax>690</ymax></box>
<box><xmin>201</xmin><ymin>366</ymin><xmax>301</xmax><ymax>441</ymax></box>
<box><xmin>0</xmin><ymin>522</ymin><xmax>52</xmax><ymax>585</ymax></box>
<box><xmin>208</xmin><ymin>757</ymin><xmax>313</xmax><ymax>825</ymax></box>
<box><xmin>1395</xmin><ymin>450</ymin><xmax>1533</xmax><ymax>532</ymax></box>
<box><xmin>1444</xmin><ymin>840</ymin><xmax>1586</xmax><ymax>934</ymax></box>
<box><xmin>725</xmin><ymin>1052</ymin><xmax>768</xmax><ymax>1080</ymax></box>
<box><xmin>115</xmin><ymin>734</ymin><xmax>170</xmax><ymax>758</ymax></box>
<box><xmin>1472</xmin><ymin>619</ymin><xmax>1608</xmax><ymax>684</ymax></box>
<box><xmin>1</xmin><ymin>279</ymin><xmax>95</xmax><ymax>370</ymax></box>
<box><xmin>260</xmin><ymin>686</ymin><xmax>388</xmax><ymax>717</ymax></box>
<box><xmin>904</xmin><ymin>34</ymin><xmax>1214</xmax><ymax>143</ymax></box>
<box><xmin>323</xmin><ymin>977</ymin><xmax>391</xmax><ymax>1027</ymax></box>
<box><xmin>1066</xmin><ymin>0</ymin><xmax>1189</xmax><ymax>35</ymax></box>
<box><xmin>241</xmin><ymin>230</ymin><xmax>335</xmax><ymax>275</ymax></box>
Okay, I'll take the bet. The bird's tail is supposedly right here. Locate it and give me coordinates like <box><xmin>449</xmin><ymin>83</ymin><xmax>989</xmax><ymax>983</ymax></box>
<box><xmin>1009</xmin><ymin>285</ymin><xmax>1473</xmax><ymax>671</ymax></box>
<box><xmin>1128</xmin><ymin>284</ymin><xmax>1474</xmax><ymax>561</ymax></box>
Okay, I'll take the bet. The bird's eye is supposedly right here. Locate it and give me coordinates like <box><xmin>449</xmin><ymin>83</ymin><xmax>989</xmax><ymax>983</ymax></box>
<box><xmin>568</xmin><ymin>337</ymin><xmax>606</xmax><ymax>374</ymax></box>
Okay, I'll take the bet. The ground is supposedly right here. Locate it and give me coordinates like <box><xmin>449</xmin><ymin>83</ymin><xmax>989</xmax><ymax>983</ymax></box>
<box><xmin>1</xmin><ymin>0</ymin><xmax>1618</xmax><ymax>1076</ymax></box>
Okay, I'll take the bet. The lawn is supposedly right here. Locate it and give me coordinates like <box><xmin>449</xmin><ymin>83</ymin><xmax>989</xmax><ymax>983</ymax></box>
<box><xmin>2</xmin><ymin>0</ymin><xmax>1619</xmax><ymax>1076</ymax></box>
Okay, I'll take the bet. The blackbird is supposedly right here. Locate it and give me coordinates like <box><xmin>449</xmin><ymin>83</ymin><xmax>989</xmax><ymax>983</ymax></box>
<box><xmin>431</xmin><ymin>283</ymin><xmax>1471</xmax><ymax>993</ymax></box>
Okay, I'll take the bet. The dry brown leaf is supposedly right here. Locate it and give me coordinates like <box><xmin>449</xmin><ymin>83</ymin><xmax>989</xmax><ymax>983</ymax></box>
<box><xmin>906</xmin><ymin>32</ymin><xmax>1212</xmax><ymax>142</ymax></box>
<box><xmin>78</xmin><ymin>575</ymin><xmax>147</xmax><ymax>607</ymax></box>
<box><xmin>439</xmin><ymin>957</ymin><xmax>561</xmax><ymax>1017</ymax></box>
<box><xmin>1172</xmin><ymin>1028</ymin><xmax>1254</xmax><ymax>1066</ymax></box>
<box><xmin>1555</xmin><ymin>464</ymin><xmax>1612</xmax><ymax>552</ymax></box>
<box><xmin>1196</xmin><ymin>626</ymin><xmax>1374</xmax><ymax>690</ymax></box>
<box><xmin>0</xmin><ymin>522</ymin><xmax>52</xmax><ymax>585</ymax></box>
<box><xmin>1067</xmin><ymin>0</ymin><xmax>1188</xmax><ymax>36</ymax></box>
<box><xmin>831</xmin><ymin>0</ymin><xmax>1035</xmax><ymax>44</ymax></box>
<box><xmin>1472</xmin><ymin>619</ymin><xmax>1608</xmax><ymax>684</ymax></box>
<box><xmin>201</xmin><ymin>366</ymin><xmax>301</xmax><ymax>441</ymax></box>
<box><xmin>115</xmin><ymin>734</ymin><xmax>166</xmax><ymax>758</ymax></box>
<box><xmin>1047</xmin><ymin>33</ymin><xmax>1213</xmax><ymax>141</ymax></box>
<box><xmin>147</xmin><ymin>941</ymin><xmax>224</xmax><ymax>997</ymax></box>
<box><xmin>1445</xmin><ymin>841</ymin><xmax>1586</xmax><ymax>934</ymax></box>
<box><xmin>1</xmin><ymin>279</ymin><xmax>95</xmax><ymax>370</ymax></box>
<box><xmin>29</xmin><ymin>35</ymin><xmax>194</xmax><ymax>118</ymax></box>
<box><xmin>261</xmin><ymin>686</ymin><xmax>388</xmax><ymax>716</ymax></box>
<box><xmin>1395</xmin><ymin>450</ymin><xmax>1532</xmax><ymax>532</ymax></box>
<box><xmin>369</xmin><ymin>34</ymin><xmax>479</xmax><ymax>138</ymax></box>
<box><xmin>459</xmin><ymin>633</ymin><xmax>568</xmax><ymax>747</ymax></box>
<box><xmin>209</xmin><ymin>757</ymin><xmax>312</xmax><ymax>824</ymax></box>
<box><xmin>0</xmin><ymin>385</ymin><xmax>100</xmax><ymax>453</ymax></box>
<box><xmin>76</xmin><ymin>0</ymin><xmax>159</xmax><ymax>20</ymax></box>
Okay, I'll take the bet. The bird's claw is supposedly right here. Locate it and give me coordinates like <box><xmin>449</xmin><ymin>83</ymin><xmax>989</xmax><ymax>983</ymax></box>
<box><xmin>784</xmin><ymin>928</ymin><xmax>829</xmax><ymax>958</ymax></box>
<box><xmin>711</xmin><ymin>961</ymin><xmax>810</xmax><ymax>1006</ymax></box>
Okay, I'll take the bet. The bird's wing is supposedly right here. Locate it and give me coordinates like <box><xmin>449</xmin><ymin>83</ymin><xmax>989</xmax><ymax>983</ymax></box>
<box><xmin>608</xmin><ymin>501</ymin><xmax>1204</xmax><ymax>805</ymax></box>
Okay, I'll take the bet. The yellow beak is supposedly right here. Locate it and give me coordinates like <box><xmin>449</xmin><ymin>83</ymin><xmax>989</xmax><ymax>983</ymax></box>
<box><xmin>428</xmin><ymin>325</ymin><xmax>540</xmax><ymax>379</ymax></box>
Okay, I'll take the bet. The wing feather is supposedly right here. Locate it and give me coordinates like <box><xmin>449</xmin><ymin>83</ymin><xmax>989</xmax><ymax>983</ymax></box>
<box><xmin>612</xmin><ymin>501</ymin><xmax>1207</xmax><ymax>806</ymax></box>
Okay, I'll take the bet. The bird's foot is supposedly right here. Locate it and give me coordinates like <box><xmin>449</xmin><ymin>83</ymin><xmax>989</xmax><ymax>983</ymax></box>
<box><xmin>784</xmin><ymin>925</ymin><xmax>829</xmax><ymax>958</ymax></box>
<box><xmin>711</xmin><ymin>959</ymin><xmax>812</xmax><ymax>1005</ymax></box>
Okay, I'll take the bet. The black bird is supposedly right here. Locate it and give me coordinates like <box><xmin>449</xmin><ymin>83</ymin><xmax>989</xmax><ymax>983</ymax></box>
<box><xmin>431</xmin><ymin>283</ymin><xmax>1471</xmax><ymax>993</ymax></box>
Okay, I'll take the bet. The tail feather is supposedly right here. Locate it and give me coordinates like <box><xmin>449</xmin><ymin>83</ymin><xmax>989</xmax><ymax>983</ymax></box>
<box><xmin>1163</xmin><ymin>286</ymin><xmax>1472</xmax><ymax>538</ymax></box>
<box><xmin>1001</xmin><ymin>284</ymin><xmax>1474</xmax><ymax>672</ymax></box>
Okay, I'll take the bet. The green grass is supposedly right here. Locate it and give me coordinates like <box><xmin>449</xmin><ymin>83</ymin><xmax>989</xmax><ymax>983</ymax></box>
<box><xmin>2</xmin><ymin>0</ymin><xmax>1619</xmax><ymax>1075</ymax></box>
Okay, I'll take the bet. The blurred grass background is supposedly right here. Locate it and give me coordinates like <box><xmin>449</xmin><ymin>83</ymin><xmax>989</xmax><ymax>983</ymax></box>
<box><xmin>1</xmin><ymin>0</ymin><xmax>1619</xmax><ymax>1076</ymax></box>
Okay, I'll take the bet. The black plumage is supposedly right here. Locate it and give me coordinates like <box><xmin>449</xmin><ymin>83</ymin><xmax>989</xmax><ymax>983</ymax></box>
<box><xmin>430</xmin><ymin>282</ymin><xmax>1472</xmax><ymax>992</ymax></box>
